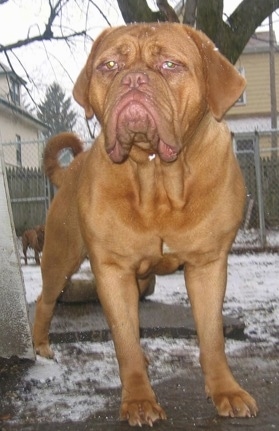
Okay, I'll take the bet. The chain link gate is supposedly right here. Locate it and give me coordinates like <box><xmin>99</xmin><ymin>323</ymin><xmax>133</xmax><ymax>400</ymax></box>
<box><xmin>234</xmin><ymin>132</ymin><xmax>279</xmax><ymax>249</ymax></box>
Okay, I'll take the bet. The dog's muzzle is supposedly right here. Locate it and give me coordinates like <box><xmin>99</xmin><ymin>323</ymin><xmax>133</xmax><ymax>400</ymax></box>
<box><xmin>105</xmin><ymin>72</ymin><xmax>179</xmax><ymax>163</ymax></box>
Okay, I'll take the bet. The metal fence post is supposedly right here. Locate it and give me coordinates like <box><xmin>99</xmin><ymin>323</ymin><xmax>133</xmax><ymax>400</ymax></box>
<box><xmin>254</xmin><ymin>132</ymin><xmax>266</xmax><ymax>247</ymax></box>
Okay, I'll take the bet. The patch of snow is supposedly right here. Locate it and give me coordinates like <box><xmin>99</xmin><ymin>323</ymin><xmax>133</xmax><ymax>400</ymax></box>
<box><xmin>19</xmin><ymin>341</ymin><xmax>119</xmax><ymax>423</ymax></box>
<box><xmin>15</xmin><ymin>252</ymin><xmax>278</xmax><ymax>424</ymax></box>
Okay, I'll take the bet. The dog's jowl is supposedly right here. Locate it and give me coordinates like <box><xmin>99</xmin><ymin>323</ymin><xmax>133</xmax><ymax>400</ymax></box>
<box><xmin>33</xmin><ymin>23</ymin><xmax>258</xmax><ymax>426</ymax></box>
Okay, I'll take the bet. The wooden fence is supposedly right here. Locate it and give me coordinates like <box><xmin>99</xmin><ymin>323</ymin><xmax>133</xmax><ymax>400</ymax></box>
<box><xmin>6</xmin><ymin>166</ymin><xmax>49</xmax><ymax>235</ymax></box>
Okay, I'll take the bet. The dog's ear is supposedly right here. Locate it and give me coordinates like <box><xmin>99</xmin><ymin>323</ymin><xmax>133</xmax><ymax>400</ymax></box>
<box><xmin>73</xmin><ymin>27</ymin><xmax>117</xmax><ymax>119</ymax></box>
<box><xmin>73</xmin><ymin>67</ymin><xmax>94</xmax><ymax>119</ymax></box>
<box><xmin>189</xmin><ymin>28</ymin><xmax>246</xmax><ymax>121</ymax></box>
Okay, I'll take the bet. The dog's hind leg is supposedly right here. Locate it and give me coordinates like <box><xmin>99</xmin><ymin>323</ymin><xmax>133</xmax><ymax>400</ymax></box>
<box><xmin>22</xmin><ymin>237</ymin><xmax>28</xmax><ymax>265</ymax></box>
<box><xmin>33</xmin><ymin>241</ymin><xmax>86</xmax><ymax>358</ymax></box>
<box><xmin>34</xmin><ymin>249</ymin><xmax>40</xmax><ymax>265</ymax></box>
<box><xmin>138</xmin><ymin>274</ymin><xmax>155</xmax><ymax>298</ymax></box>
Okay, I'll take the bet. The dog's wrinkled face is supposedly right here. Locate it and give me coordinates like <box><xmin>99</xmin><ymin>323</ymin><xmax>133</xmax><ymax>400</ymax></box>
<box><xmin>94</xmin><ymin>25</ymin><xmax>208</xmax><ymax>163</ymax></box>
<box><xmin>74</xmin><ymin>23</ymin><xmax>245</xmax><ymax>163</ymax></box>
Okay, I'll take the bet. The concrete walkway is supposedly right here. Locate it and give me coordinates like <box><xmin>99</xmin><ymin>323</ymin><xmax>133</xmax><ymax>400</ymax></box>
<box><xmin>27</xmin><ymin>299</ymin><xmax>247</xmax><ymax>344</ymax></box>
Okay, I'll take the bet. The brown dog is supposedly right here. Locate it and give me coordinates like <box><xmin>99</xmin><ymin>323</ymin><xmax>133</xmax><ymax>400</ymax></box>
<box><xmin>33</xmin><ymin>23</ymin><xmax>258</xmax><ymax>426</ymax></box>
<box><xmin>22</xmin><ymin>225</ymin><xmax>45</xmax><ymax>265</ymax></box>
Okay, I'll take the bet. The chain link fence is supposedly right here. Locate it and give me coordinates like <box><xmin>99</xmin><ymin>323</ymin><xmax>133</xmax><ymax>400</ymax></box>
<box><xmin>233</xmin><ymin>132</ymin><xmax>279</xmax><ymax>250</ymax></box>
<box><xmin>2</xmin><ymin>132</ymin><xmax>279</xmax><ymax>250</ymax></box>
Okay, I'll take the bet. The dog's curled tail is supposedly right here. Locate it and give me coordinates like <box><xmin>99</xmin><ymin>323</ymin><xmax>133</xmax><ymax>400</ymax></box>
<box><xmin>44</xmin><ymin>132</ymin><xmax>83</xmax><ymax>188</ymax></box>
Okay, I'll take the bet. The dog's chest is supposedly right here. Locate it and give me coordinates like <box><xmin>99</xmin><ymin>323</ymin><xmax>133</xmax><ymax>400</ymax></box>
<box><xmin>137</xmin><ymin>239</ymin><xmax>181</xmax><ymax>276</ymax></box>
<box><xmin>162</xmin><ymin>241</ymin><xmax>173</xmax><ymax>255</ymax></box>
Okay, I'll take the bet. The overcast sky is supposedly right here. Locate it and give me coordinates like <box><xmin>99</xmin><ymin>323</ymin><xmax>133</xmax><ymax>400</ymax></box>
<box><xmin>0</xmin><ymin>0</ymin><xmax>277</xmax><ymax>108</ymax></box>
<box><xmin>0</xmin><ymin>1</ymin><xmax>247</xmax><ymax>46</ymax></box>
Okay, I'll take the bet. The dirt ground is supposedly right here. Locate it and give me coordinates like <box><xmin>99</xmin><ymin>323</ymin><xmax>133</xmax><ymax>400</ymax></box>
<box><xmin>0</xmin><ymin>339</ymin><xmax>278</xmax><ymax>431</ymax></box>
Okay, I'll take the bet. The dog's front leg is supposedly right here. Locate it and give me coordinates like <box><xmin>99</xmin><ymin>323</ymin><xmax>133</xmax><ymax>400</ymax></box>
<box><xmin>95</xmin><ymin>269</ymin><xmax>166</xmax><ymax>426</ymax></box>
<box><xmin>184</xmin><ymin>255</ymin><xmax>258</xmax><ymax>418</ymax></box>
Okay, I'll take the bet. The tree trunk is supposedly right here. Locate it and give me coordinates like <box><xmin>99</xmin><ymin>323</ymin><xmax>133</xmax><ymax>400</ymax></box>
<box><xmin>197</xmin><ymin>0</ymin><xmax>279</xmax><ymax>63</ymax></box>
<box><xmin>116</xmin><ymin>0</ymin><xmax>279</xmax><ymax>63</ymax></box>
<box><xmin>116</xmin><ymin>0</ymin><xmax>164</xmax><ymax>23</ymax></box>
<box><xmin>184</xmin><ymin>0</ymin><xmax>197</xmax><ymax>27</ymax></box>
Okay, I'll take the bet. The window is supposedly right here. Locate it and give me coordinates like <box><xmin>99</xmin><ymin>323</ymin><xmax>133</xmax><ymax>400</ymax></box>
<box><xmin>10</xmin><ymin>77</ymin><xmax>21</xmax><ymax>105</ymax></box>
<box><xmin>235</xmin><ymin>67</ymin><xmax>246</xmax><ymax>106</ymax></box>
<box><xmin>16</xmin><ymin>134</ymin><xmax>22</xmax><ymax>166</ymax></box>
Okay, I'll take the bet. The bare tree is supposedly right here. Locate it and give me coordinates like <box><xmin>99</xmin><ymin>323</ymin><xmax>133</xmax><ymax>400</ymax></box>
<box><xmin>116</xmin><ymin>0</ymin><xmax>279</xmax><ymax>63</ymax></box>
<box><xmin>1</xmin><ymin>0</ymin><xmax>279</xmax><ymax>77</ymax></box>
<box><xmin>183</xmin><ymin>0</ymin><xmax>197</xmax><ymax>27</ymax></box>
<box><xmin>1</xmin><ymin>0</ymin><xmax>279</xmax><ymax>121</ymax></box>
<box><xmin>0</xmin><ymin>1</ymin><xmax>86</xmax><ymax>53</ymax></box>
<box><xmin>0</xmin><ymin>0</ymin><xmax>115</xmax><ymax>80</ymax></box>
<box><xmin>0</xmin><ymin>0</ymin><xmax>115</xmax><ymax>119</ymax></box>
<box><xmin>196</xmin><ymin>0</ymin><xmax>279</xmax><ymax>63</ymax></box>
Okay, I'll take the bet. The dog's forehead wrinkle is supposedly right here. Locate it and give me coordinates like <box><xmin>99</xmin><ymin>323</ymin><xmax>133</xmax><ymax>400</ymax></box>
<box><xmin>127</xmin><ymin>24</ymin><xmax>158</xmax><ymax>39</ymax></box>
<box><xmin>116</xmin><ymin>42</ymin><xmax>132</xmax><ymax>56</ymax></box>
<box><xmin>98</xmin><ymin>43</ymin><xmax>133</xmax><ymax>62</ymax></box>
<box><xmin>99</xmin><ymin>27</ymin><xmax>198</xmax><ymax>69</ymax></box>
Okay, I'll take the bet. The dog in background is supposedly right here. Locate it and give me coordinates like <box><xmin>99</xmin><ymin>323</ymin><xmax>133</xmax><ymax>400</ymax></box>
<box><xmin>22</xmin><ymin>225</ymin><xmax>45</xmax><ymax>265</ymax></box>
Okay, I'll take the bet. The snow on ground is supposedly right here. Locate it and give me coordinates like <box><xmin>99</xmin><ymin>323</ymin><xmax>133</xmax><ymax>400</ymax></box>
<box><xmin>225</xmin><ymin>254</ymin><xmax>279</xmax><ymax>343</ymax></box>
<box><xmin>15</xmin><ymin>252</ymin><xmax>278</xmax><ymax>424</ymax></box>
<box><xmin>22</xmin><ymin>253</ymin><xmax>279</xmax><ymax>350</ymax></box>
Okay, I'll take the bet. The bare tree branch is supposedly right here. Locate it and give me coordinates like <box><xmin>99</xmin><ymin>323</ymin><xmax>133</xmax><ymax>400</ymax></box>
<box><xmin>89</xmin><ymin>0</ymin><xmax>112</xmax><ymax>27</ymax></box>
<box><xmin>0</xmin><ymin>30</ymin><xmax>86</xmax><ymax>53</ymax></box>
<box><xmin>0</xmin><ymin>0</ymin><xmax>88</xmax><ymax>115</ymax></box>
<box><xmin>183</xmin><ymin>0</ymin><xmax>197</xmax><ymax>26</ymax></box>
<box><xmin>115</xmin><ymin>0</ymin><xmax>279</xmax><ymax>63</ymax></box>
<box><xmin>2</xmin><ymin>49</ymin><xmax>38</xmax><ymax>107</ymax></box>
<box><xmin>117</xmin><ymin>0</ymin><xmax>165</xmax><ymax>23</ymax></box>
<box><xmin>196</xmin><ymin>0</ymin><xmax>279</xmax><ymax>63</ymax></box>
<box><xmin>156</xmin><ymin>0</ymin><xmax>179</xmax><ymax>22</ymax></box>
<box><xmin>226</xmin><ymin>0</ymin><xmax>279</xmax><ymax>55</ymax></box>
<box><xmin>0</xmin><ymin>0</ymin><xmax>87</xmax><ymax>53</ymax></box>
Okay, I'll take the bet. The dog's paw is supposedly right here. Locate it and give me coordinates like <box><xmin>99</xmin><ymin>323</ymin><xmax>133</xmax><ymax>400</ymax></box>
<box><xmin>120</xmin><ymin>399</ymin><xmax>166</xmax><ymax>427</ymax></box>
<box><xmin>212</xmin><ymin>389</ymin><xmax>258</xmax><ymax>418</ymax></box>
<box><xmin>35</xmin><ymin>344</ymin><xmax>55</xmax><ymax>359</ymax></box>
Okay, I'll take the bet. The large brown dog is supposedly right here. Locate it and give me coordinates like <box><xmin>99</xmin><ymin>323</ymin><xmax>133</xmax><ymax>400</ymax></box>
<box><xmin>22</xmin><ymin>225</ymin><xmax>45</xmax><ymax>265</ymax></box>
<box><xmin>33</xmin><ymin>23</ymin><xmax>258</xmax><ymax>426</ymax></box>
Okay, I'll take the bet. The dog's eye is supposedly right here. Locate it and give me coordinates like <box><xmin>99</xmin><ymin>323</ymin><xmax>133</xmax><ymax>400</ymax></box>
<box><xmin>162</xmin><ymin>61</ymin><xmax>177</xmax><ymax>70</ymax></box>
<box><xmin>97</xmin><ymin>60</ymin><xmax>120</xmax><ymax>73</ymax></box>
<box><xmin>104</xmin><ymin>60</ymin><xmax>118</xmax><ymax>70</ymax></box>
<box><xmin>160</xmin><ymin>61</ymin><xmax>185</xmax><ymax>73</ymax></box>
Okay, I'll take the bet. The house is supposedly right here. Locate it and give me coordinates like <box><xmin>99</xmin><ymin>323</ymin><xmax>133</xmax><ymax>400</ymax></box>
<box><xmin>0</xmin><ymin>63</ymin><xmax>48</xmax><ymax>168</ymax></box>
<box><xmin>226</xmin><ymin>31</ymin><xmax>279</xmax><ymax>157</ymax></box>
